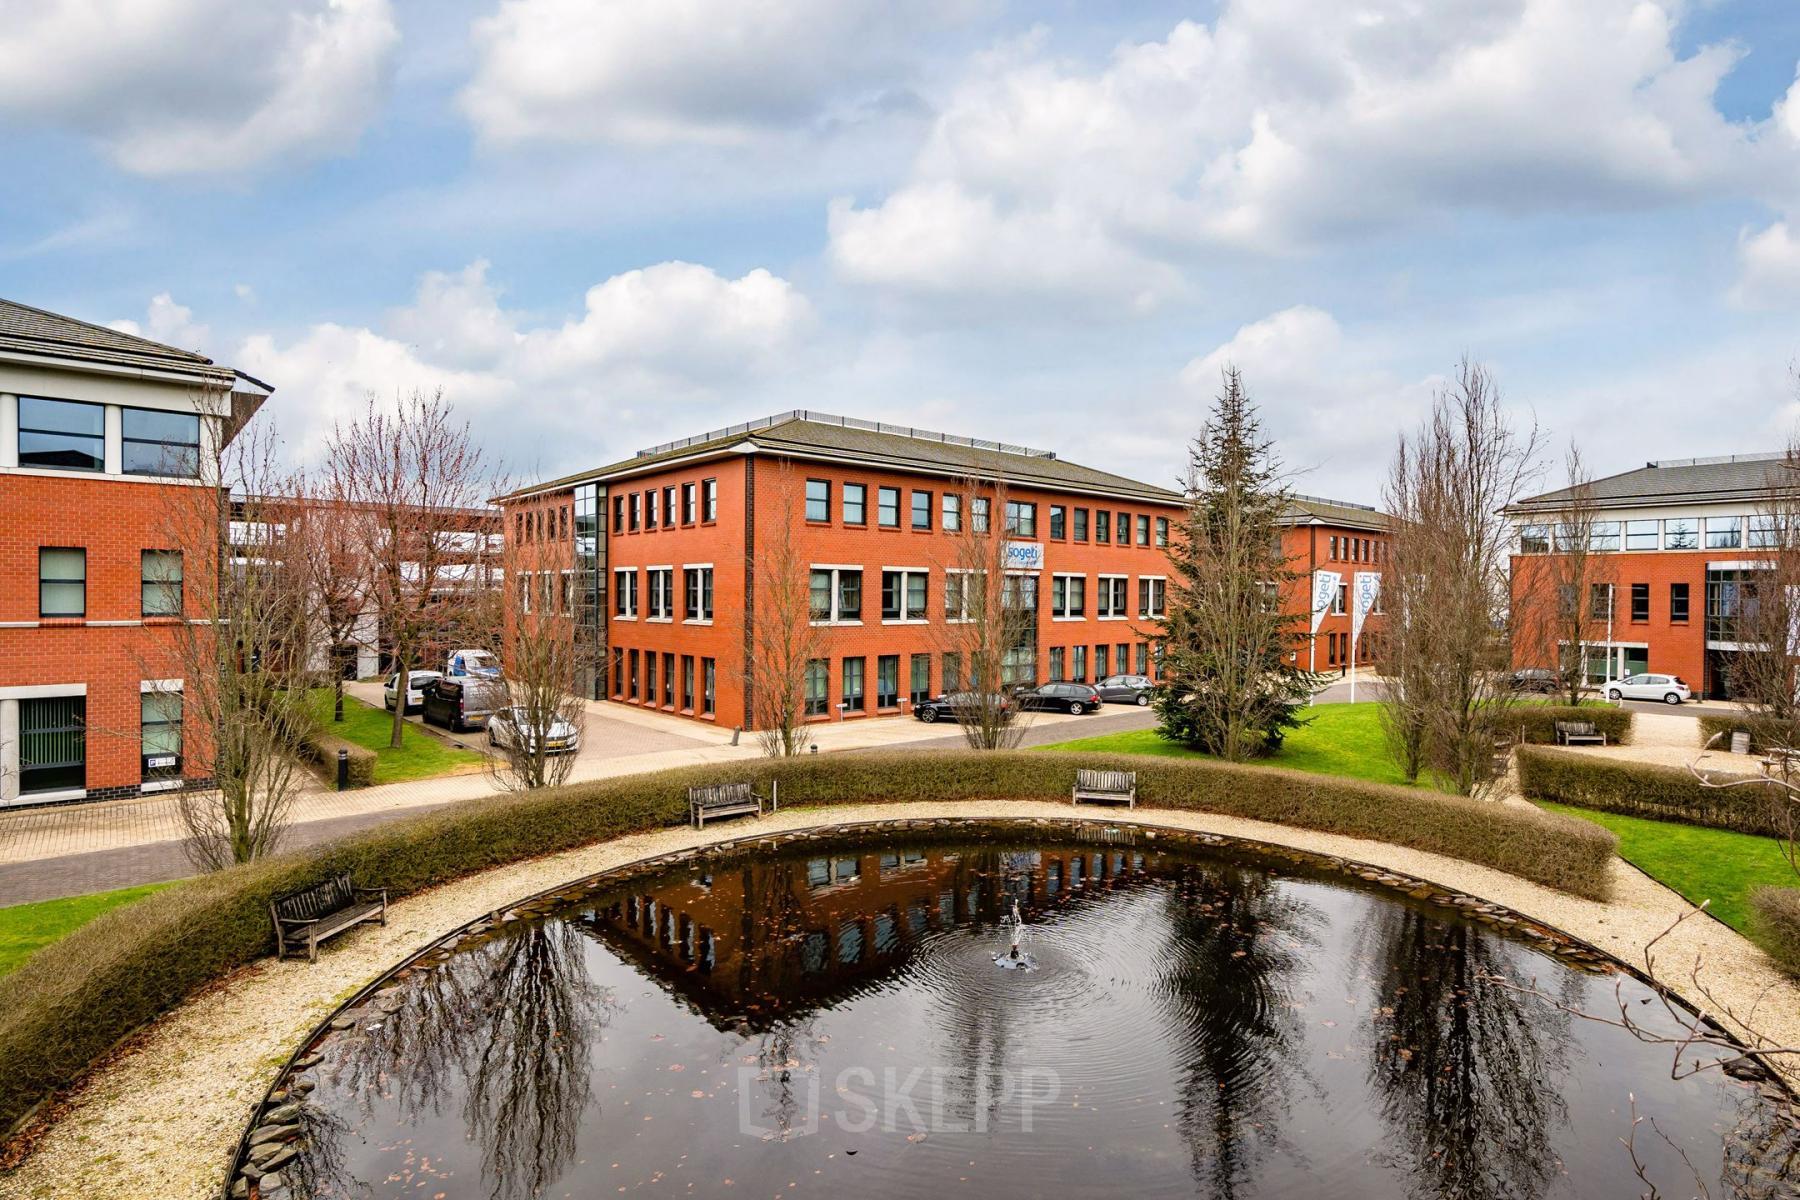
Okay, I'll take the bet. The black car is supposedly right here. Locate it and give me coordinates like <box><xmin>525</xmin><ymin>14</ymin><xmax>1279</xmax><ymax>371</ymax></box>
<box><xmin>1095</xmin><ymin>674</ymin><xmax>1154</xmax><ymax>706</ymax></box>
<box><xmin>1014</xmin><ymin>682</ymin><xmax>1102</xmax><ymax>715</ymax></box>
<box><xmin>1507</xmin><ymin>668</ymin><xmax>1559</xmax><ymax>695</ymax></box>
<box><xmin>912</xmin><ymin>692</ymin><xmax>1014</xmax><ymax>723</ymax></box>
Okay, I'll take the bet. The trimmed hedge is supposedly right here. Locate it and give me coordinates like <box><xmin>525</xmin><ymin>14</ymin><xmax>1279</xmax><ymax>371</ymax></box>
<box><xmin>1516</xmin><ymin>745</ymin><xmax>1788</xmax><ymax>837</ymax></box>
<box><xmin>0</xmin><ymin>751</ymin><xmax>1615</xmax><ymax>1137</ymax></box>
<box><xmin>1696</xmin><ymin>713</ymin><xmax>1799</xmax><ymax>755</ymax></box>
<box><xmin>298</xmin><ymin>730</ymin><xmax>377</xmax><ymax>788</ymax></box>
<box><xmin>1502</xmin><ymin>704</ymin><xmax>1634</xmax><ymax>746</ymax></box>
<box><xmin>1752</xmin><ymin>887</ymin><xmax>1800</xmax><ymax>977</ymax></box>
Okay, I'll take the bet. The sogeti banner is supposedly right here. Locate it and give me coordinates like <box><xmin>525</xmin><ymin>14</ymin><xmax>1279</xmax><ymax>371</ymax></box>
<box><xmin>1310</xmin><ymin>570</ymin><xmax>1341</xmax><ymax>633</ymax></box>
<box><xmin>1003</xmin><ymin>541</ymin><xmax>1045</xmax><ymax>571</ymax></box>
<box><xmin>1352</xmin><ymin>571</ymin><xmax>1381</xmax><ymax>643</ymax></box>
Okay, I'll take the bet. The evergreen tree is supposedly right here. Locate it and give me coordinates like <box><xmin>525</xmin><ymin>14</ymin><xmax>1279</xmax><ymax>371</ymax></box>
<box><xmin>1154</xmin><ymin>368</ymin><xmax>1318</xmax><ymax>759</ymax></box>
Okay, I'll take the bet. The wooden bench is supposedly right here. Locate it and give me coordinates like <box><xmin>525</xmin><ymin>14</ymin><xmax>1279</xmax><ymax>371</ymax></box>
<box><xmin>271</xmin><ymin>874</ymin><xmax>387</xmax><ymax>962</ymax></box>
<box><xmin>1553</xmin><ymin>720</ymin><xmax>1607</xmax><ymax>747</ymax></box>
<box><xmin>1072</xmin><ymin>768</ymin><xmax>1137</xmax><ymax>808</ymax></box>
<box><xmin>689</xmin><ymin>781</ymin><xmax>778</xmax><ymax>828</ymax></box>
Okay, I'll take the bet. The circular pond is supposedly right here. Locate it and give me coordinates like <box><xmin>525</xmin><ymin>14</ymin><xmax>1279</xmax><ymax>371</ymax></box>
<box><xmin>255</xmin><ymin>823</ymin><xmax>1800</xmax><ymax>1199</ymax></box>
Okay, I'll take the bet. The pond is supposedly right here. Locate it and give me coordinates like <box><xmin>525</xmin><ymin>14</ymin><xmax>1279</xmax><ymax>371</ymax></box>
<box><xmin>259</xmin><ymin>823</ymin><xmax>1800</xmax><ymax>1199</ymax></box>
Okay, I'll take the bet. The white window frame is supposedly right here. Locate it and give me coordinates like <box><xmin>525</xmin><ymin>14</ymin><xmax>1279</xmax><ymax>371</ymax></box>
<box><xmin>646</xmin><ymin>566</ymin><xmax>675</xmax><ymax>622</ymax></box>
<box><xmin>880</xmin><ymin>567</ymin><xmax>930</xmax><ymax>624</ymax></box>
<box><xmin>1051</xmin><ymin>572</ymin><xmax>1086</xmax><ymax>621</ymax></box>
<box><xmin>1096</xmin><ymin>574</ymin><xmax>1129</xmax><ymax>620</ymax></box>
<box><xmin>613</xmin><ymin>567</ymin><xmax>639</xmax><ymax>619</ymax></box>
<box><xmin>1139</xmin><ymin>574</ymin><xmax>1167</xmax><ymax>618</ymax></box>
<box><xmin>683</xmin><ymin>563</ymin><xmax>715</xmax><ymax>624</ymax></box>
<box><xmin>809</xmin><ymin>564</ymin><xmax>864</xmax><ymax>626</ymax></box>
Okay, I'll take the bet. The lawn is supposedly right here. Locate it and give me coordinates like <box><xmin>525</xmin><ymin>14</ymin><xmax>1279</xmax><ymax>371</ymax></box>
<box><xmin>307</xmin><ymin>689</ymin><xmax>487</xmax><ymax>785</ymax></box>
<box><xmin>1540</xmin><ymin>802</ymin><xmax>1797</xmax><ymax>933</ymax></box>
<box><xmin>1039</xmin><ymin>702</ymin><xmax>1412</xmax><ymax>787</ymax></box>
<box><xmin>0</xmin><ymin>882</ymin><xmax>174</xmax><ymax>977</ymax></box>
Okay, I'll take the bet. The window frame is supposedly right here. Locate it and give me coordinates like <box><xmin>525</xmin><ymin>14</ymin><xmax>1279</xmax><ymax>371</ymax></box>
<box><xmin>141</xmin><ymin>549</ymin><xmax>183</xmax><ymax>617</ymax></box>
<box><xmin>18</xmin><ymin>396</ymin><xmax>104</xmax><ymax>473</ymax></box>
<box><xmin>1096</xmin><ymin>573</ymin><xmax>1128</xmax><ymax>620</ymax></box>
<box><xmin>1051</xmin><ymin>572</ymin><xmax>1086</xmax><ymax>620</ymax></box>
<box><xmin>121</xmin><ymin>406</ymin><xmax>203</xmax><ymax>478</ymax></box>
<box><xmin>810</xmin><ymin>566</ymin><xmax>864</xmax><ymax>624</ymax></box>
<box><xmin>805</xmin><ymin>479</ymin><xmax>832</xmax><ymax>523</ymax></box>
<box><xmin>877</xmin><ymin>486</ymin><xmax>901</xmax><ymax>528</ymax></box>
<box><xmin>842</xmin><ymin>482</ymin><xmax>867</xmax><ymax>525</ymax></box>
<box><xmin>911</xmin><ymin>489</ymin><xmax>932</xmax><ymax>531</ymax></box>
<box><xmin>39</xmin><ymin>546</ymin><xmax>87</xmax><ymax>618</ymax></box>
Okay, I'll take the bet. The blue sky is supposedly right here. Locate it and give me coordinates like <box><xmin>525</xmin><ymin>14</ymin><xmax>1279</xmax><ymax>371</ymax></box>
<box><xmin>3</xmin><ymin>0</ymin><xmax>1799</xmax><ymax>502</ymax></box>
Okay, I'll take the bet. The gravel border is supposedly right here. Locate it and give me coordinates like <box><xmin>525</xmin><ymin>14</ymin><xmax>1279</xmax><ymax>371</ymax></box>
<box><xmin>5</xmin><ymin>799</ymin><xmax>1797</xmax><ymax>1200</ymax></box>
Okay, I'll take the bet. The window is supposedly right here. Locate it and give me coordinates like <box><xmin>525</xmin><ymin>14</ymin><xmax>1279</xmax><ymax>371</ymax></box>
<box><xmin>843</xmin><ymin>483</ymin><xmax>867</xmax><ymax>525</ymax></box>
<box><xmin>910</xmin><ymin>653</ymin><xmax>932</xmax><ymax>705</ymax></box>
<box><xmin>682</xmin><ymin>482</ymin><xmax>697</xmax><ymax>524</ymax></box>
<box><xmin>703</xmin><ymin>478</ymin><xmax>719</xmax><ymax>521</ymax></box>
<box><xmin>1749</xmin><ymin>516</ymin><xmax>1783</xmax><ymax>549</ymax></box>
<box><xmin>1588</xmin><ymin>582</ymin><xmax>1613</xmax><ymax>621</ymax></box>
<box><xmin>645</xmin><ymin>489</ymin><xmax>658</xmax><ymax>529</ymax></box>
<box><xmin>647</xmin><ymin>568</ymin><xmax>674</xmax><ymax>619</ymax></box>
<box><xmin>1071</xmin><ymin>645</ymin><xmax>1087</xmax><ymax>683</ymax></box>
<box><xmin>911</xmin><ymin>490</ymin><xmax>932</xmax><ymax>530</ymax></box>
<box><xmin>1051</xmin><ymin>573</ymin><xmax>1086</xmax><ymax>619</ymax></box>
<box><xmin>1097</xmin><ymin>575</ymin><xmax>1129</xmax><ymax>619</ymax></box>
<box><xmin>1518</xmin><ymin>525</ymin><xmax>1549</xmax><ymax>554</ymax></box>
<box><xmin>1332</xmin><ymin>584</ymin><xmax>1347</xmax><ymax>616</ymax></box>
<box><xmin>881</xmin><ymin>569</ymin><xmax>928</xmax><ymax>621</ymax></box>
<box><xmin>1625</xmin><ymin>520</ymin><xmax>1659</xmax><ymax>551</ymax></box>
<box><xmin>663</xmin><ymin>652</ymin><xmax>676</xmax><ymax>707</ymax></box>
<box><xmin>1096</xmin><ymin>511</ymin><xmax>1111</xmax><ymax>544</ymax></box>
<box><xmin>1590</xmin><ymin>521</ymin><xmax>1620</xmax><ymax>552</ymax></box>
<box><xmin>656</xmin><ymin>487</ymin><xmax>671</xmax><ymax>527</ymax></box>
<box><xmin>944</xmin><ymin>571</ymin><xmax>972</xmax><ymax>621</ymax></box>
<box><xmin>805</xmin><ymin>659</ymin><xmax>831</xmax><ymax>716</ymax></box>
<box><xmin>1048</xmin><ymin>647</ymin><xmax>1065</xmax><ymax>681</ymax></box>
<box><xmin>1155</xmin><ymin>517</ymin><xmax>1169</xmax><ymax>547</ymax></box>
<box><xmin>18</xmin><ymin>397</ymin><xmax>104</xmax><ymax>471</ymax></box>
<box><xmin>1705</xmin><ymin>516</ymin><xmax>1742</xmax><ymax>550</ymax></box>
<box><xmin>806</xmin><ymin>479</ymin><xmax>831</xmax><ymax>522</ymax></box>
<box><xmin>612</xmin><ymin>495</ymin><xmax>624</xmax><ymax>533</ymax></box>
<box><xmin>878</xmin><ymin>487</ymin><xmax>901</xmax><ymax>527</ymax></box>
<box><xmin>810</xmin><ymin>567</ymin><xmax>862</xmax><ymax>622</ymax></box>
<box><xmin>1136</xmin><ymin>515</ymin><xmax>1150</xmax><ymax>546</ymax></box>
<box><xmin>1005</xmin><ymin>501</ymin><xmax>1036</xmax><ymax>536</ymax></box>
<box><xmin>1074</xmin><ymin>508</ymin><xmax>1089</xmax><ymax>542</ymax></box>
<box><xmin>628</xmin><ymin>650</ymin><xmax>640</xmax><ymax>699</ymax></box>
<box><xmin>1664</xmin><ymin>517</ymin><xmax>1699</xmax><ymax>550</ymax></box>
<box><xmin>121</xmin><ymin>408</ymin><xmax>202</xmax><ymax>477</ymax></box>
<box><xmin>877</xmin><ymin>655</ymin><xmax>899</xmax><ymax>708</ymax></box>
<box><xmin>1138</xmin><ymin>576</ymin><xmax>1166</xmax><ymax>618</ymax></box>
<box><xmin>1630</xmin><ymin>582</ymin><xmax>1649</xmax><ymax>623</ymax></box>
<box><xmin>1329</xmin><ymin>535</ymin><xmax>1339</xmax><ymax>560</ymax></box>
<box><xmin>39</xmin><ymin>548</ymin><xmax>85</xmax><ymax>617</ymax></box>
<box><xmin>629</xmin><ymin>493</ymin><xmax>641</xmax><ymax>531</ymax></box>
<box><xmin>142</xmin><ymin>690</ymin><xmax>182</xmax><ymax>783</ymax></box>
<box><xmin>141</xmin><ymin>550</ymin><xmax>182</xmax><ymax>617</ymax></box>
<box><xmin>971</xmin><ymin>496</ymin><xmax>990</xmax><ymax>533</ymax></box>
<box><xmin>20</xmin><ymin>696</ymin><xmax>84</xmax><ymax>795</ymax></box>
<box><xmin>1049</xmin><ymin>506</ymin><xmax>1066</xmax><ymax>539</ymax></box>
<box><xmin>1117</xmin><ymin>512</ymin><xmax>1130</xmax><ymax>543</ymax></box>
<box><xmin>684</xmin><ymin>567</ymin><xmax>714</xmax><ymax>621</ymax></box>
<box><xmin>1670</xmin><ymin>582</ymin><xmax>1690</xmax><ymax>623</ymax></box>
<box><xmin>1135</xmin><ymin>643</ymin><xmax>1150</xmax><ymax>675</ymax></box>
<box><xmin>942</xmin><ymin>493</ymin><xmax>962</xmax><ymax>532</ymax></box>
<box><xmin>613</xmin><ymin>568</ymin><xmax>638</xmax><ymax>618</ymax></box>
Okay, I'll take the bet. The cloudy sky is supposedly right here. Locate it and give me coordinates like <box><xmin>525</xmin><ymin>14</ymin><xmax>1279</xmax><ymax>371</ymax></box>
<box><xmin>4</xmin><ymin>0</ymin><xmax>1800</xmax><ymax>502</ymax></box>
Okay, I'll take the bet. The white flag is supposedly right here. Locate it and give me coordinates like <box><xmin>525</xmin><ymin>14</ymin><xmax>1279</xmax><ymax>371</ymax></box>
<box><xmin>1310</xmin><ymin>571</ymin><xmax>1341</xmax><ymax>634</ymax></box>
<box><xmin>1352</xmin><ymin>571</ymin><xmax>1381</xmax><ymax>643</ymax></box>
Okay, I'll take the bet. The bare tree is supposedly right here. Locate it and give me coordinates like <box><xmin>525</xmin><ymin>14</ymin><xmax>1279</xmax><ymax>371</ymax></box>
<box><xmin>931</xmin><ymin>475</ymin><xmax>1037</xmax><ymax>750</ymax></box>
<box><xmin>1381</xmin><ymin>358</ymin><xmax>1542</xmax><ymax>796</ymax></box>
<box><xmin>1514</xmin><ymin>445</ymin><xmax>1615</xmax><ymax>706</ymax></box>
<box><xmin>325</xmin><ymin>389</ymin><xmax>498</xmax><ymax>749</ymax></box>
<box><xmin>1726</xmin><ymin>433</ymin><xmax>1800</xmax><ymax>740</ymax></box>
<box><xmin>151</xmin><ymin>424</ymin><xmax>318</xmax><ymax>869</ymax></box>
<box><xmin>747</xmin><ymin>465</ymin><xmax>827</xmax><ymax>756</ymax></box>
<box><xmin>285</xmin><ymin>486</ymin><xmax>372</xmax><ymax>723</ymax></box>
<box><xmin>490</xmin><ymin>514</ymin><xmax>590</xmax><ymax>790</ymax></box>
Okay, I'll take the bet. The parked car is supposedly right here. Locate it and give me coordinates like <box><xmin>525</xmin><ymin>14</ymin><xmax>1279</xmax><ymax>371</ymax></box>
<box><xmin>912</xmin><ymin>692</ymin><xmax>1015</xmax><ymax>724</ymax></box>
<box><xmin>1506</xmin><ymin>668</ymin><xmax>1560</xmax><ymax>695</ymax></box>
<box><xmin>489</xmin><ymin>706</ymin><xmax>581</xmax><ymax>755</ymax></box>
<box><xmin>1603</xmin><ymin>673</ymin><xmax>1691</xmax><ymax>705</ymax></box>
<box><xmin>1095</xmin><ymin>674</ymin><xmax>1155</xmax><ymax>706</ymax></box>
<box><xmin>1014</xmin><ymin>682</ymin><xmax>1103</xmax><ymax>715</ymax></box>
<box><xmin>383</xmin><ymin>669</ymin><xmax>442</xmax><ymax>713</ymax></box>
<box><xmin>445</xmin><ymin>648</ymin><xmax>501</xmax><ymax>679</ymax></box>
<box><xmin>422</xmin><ymin>676</ymin><xmax>503</xmax><ymax>731</ymax></box>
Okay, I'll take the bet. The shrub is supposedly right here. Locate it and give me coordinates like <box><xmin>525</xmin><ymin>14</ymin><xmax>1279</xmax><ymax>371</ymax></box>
<box><xmin>1501</xmin><ymin>704</ymin><xmax>1634</xmax><ymax>746</ymax></box>
<box><xmin>297</xmin><ymin>730</ymin><xmax>376</xmax><ymax>788</ymax></box>
<box><xmin>0</xmin><ymin>751</ymin><xmax>1615</xmax><ymax>1136</ymax></box>
<box><xmin>1516</xmin><ymin>745</ymin><xmax>1789</xmax><ymax>837</ymax></box>
<box><xmin>1696</xmin><ymin>713</ymin><xmax>1798</xmax><ymax>754</ymax></box>
<box><xmin>1752</xmin><ymin>887</ymin><xmax>1800</xmax><ymax>977</ymax></box>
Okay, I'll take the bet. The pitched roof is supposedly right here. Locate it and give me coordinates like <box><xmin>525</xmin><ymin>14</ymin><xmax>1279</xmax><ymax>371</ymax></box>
<box><xmin>0</xmin><ymin>297</ymin><xmax>237</xmax><ymax>385</ymax></box>
<box><xmin>1280</xmin><ymin>494</ymin><xmax>1390</xmax><ymax>531</ymax></box>
<box><xmin>505</xmin><ymin>411</ymin><xmax>1185</xmax><ymax>506</ymax></box>
<box><xmin>1508</xmin><ymin>453</ymin><xmax>1794</xmax><ymax>512</ymax></box>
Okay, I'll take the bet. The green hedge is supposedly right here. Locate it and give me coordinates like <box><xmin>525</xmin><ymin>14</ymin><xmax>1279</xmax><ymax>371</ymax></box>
<box><xmin>1501</xmin><ymin>704</ymin><xmax>1634</xmax><ymax>746</ymax></box>
<box><xmin>1752</xmin><ymin>887</ymin><xmax>1800</xmax><ymax>977</ymax></box>
<box><xmin>298</xmin><ymin>730</ymin><xmax>377</xmax><ymax>788</ymax></box>
<box><xmin>1696</xmin><ymin>714</ymin><xmax>1800</xmax><ymax>754</ymax></box>
<box><xmin>1517</xmin><ymin>745</ymin><xmax>1788</xmax><ymax>837</ymax></box>
<box><xmin>0</xmin><ymin>751</ymin><xmax>1615</xmax><ymax>1136</ymax></box>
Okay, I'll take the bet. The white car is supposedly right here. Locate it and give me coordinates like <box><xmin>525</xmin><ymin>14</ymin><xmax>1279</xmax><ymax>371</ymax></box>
<box><xmin>489</xmin><ymin>706</ymin><xmax>582</xmax><ymax>755</ymax></box>
<box><xmin>1603</xmin><ymin>673</ymin><xmax>1691</xmax><ymax>705</ymax></box>
<box><xmin>383</xmin><ymin>669</ymin><xmax>441</xmax><ymax>713</ymax></box>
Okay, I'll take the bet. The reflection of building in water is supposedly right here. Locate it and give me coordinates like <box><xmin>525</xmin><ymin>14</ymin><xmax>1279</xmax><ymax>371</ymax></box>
<box><xmin>573</xmin><ymin>844</ymin><xmax>1156</xmax><ymax>1024</ymax></box>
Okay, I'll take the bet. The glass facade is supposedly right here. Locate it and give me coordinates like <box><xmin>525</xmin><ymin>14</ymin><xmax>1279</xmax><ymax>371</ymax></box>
<box><xmin>574</xmin><ymin>484</ymin><xmax>607</xmax><ymax>698</ymax></box>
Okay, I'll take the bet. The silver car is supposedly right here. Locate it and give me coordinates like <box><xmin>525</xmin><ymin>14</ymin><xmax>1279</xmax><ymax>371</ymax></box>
<box><xmin>1603</xmin><ymin>673</ymin><xmax>1691</xmax><ymax>705</ymax></box>
<box><xmin>489</xmin><ymin>706</ymin><xmax>582</xmax><ymax>755</ymax></box>
<box><xmin>1095</xmin><ymin>674</ymin><xmax>1154</xmax><ymax>706</ymax></box>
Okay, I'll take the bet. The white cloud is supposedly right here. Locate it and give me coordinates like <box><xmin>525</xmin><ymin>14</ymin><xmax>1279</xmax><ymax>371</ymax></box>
<box><xmin>1732</xmin><ymin>221</ymin><xmax>1800</xmax><ymax>309</ymax></box>
<box><xmin>462</xmin><ymin>0</ymin><xmax>972</xmax><ymax>146</ymax></box>
<box><xmin>110</xmin><ymin>294</ymin><xmax>212</xmax><ymax>355</ymax></box>
<box><xmin>829</xmin><ymin>0</ymin><xmax>1791</xmax><ymax>306</ymax></box>
<box><xmin>0</xmin><ymin>0</ymin><xmax>399</xmax><ymax>176</ymax></box>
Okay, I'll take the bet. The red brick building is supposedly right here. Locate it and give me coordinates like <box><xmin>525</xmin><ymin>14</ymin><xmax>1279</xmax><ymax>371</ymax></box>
<box><xmin>1278</xmin><ymin>495</ymin><xmax>1391</xmax><ymax>676</ymax></box>
<box><xmin>501</xmin><ymin>413</ymin><xmax>1186</xmax><ymax>730</ymax></box>
<box><xmin>0</xmin><ymin>299</ymin><xmax>270</xmax><ymax>805</ymax></box>
<box><xmin>1508</xmin><ymin>453</ymin><xmax>1783</xmax><ymax>698</ymax></box>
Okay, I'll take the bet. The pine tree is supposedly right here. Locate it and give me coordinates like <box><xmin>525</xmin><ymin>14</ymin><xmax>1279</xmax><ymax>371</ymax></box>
<box><xmin>1154</xmin><ymin>368</ymin><xmax>1318</xmax><ymax>759</ymax></box>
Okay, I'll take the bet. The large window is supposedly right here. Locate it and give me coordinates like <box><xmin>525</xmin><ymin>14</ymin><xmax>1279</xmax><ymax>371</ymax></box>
<box><xmin>881</xmin><ymin>569</ymin><xmax>928</xmax><ymax>621</ymax></box>
<box><xmin>1749</xmin><ymin>516</ymin><xmax>1783</xmax><ymax>549</ymax></box>
<box><xmin>810</xmin><ymin>567</ymin><xmax>862</xmax><ymax>622</ymax></box>
<box><xmin>122</xmin><ymin>408</ymin><xmax>202</xmax><ymax>477</ymax></box>
<box><xmin>877</xmin><ymin>487</ymin><xmax>901</xmax><ymax>527</ymax></box>
<box><xmin>646</xmin><ymin>568</ymin><xmax>674</xmax><ymax>619</ymax></box>
<box><xmin>911</xmin><ymin>490</ymin><xmax>931</xmax><ymax>530</ymax></box>
<box><xmin>19</xmin><ymin>397</ymin><xmax>103</xmax><ymax>471</ymax></box>
<box><xmin>1005</xmin><ymin>501</ymin><xmax>1036</xmax><ymax>536</ymax></box>
<box><xmin>805</xmin><ymin>479</ymin><xmax>831</xmax><ymax>522</ymax></box>
<box><xmin>1138</xmin><ymin>576</ymin><xmax>1166</xmax><ymax>618</ymax></box>
<box><xmin>876</xmin><ymin>655</ymin><xmax>900</xmax><ymax>708</ymax></box>
<box><xmin>142</xmin><ymin>690</ymin><xmax>182</xmax><ymax>783</ymax></box>
<box><xmin>613</xmin><ymin>568</ymin><xmax>638</xmax><ymax>617</ymax></box>
<box><xmin>141</xmin><ymin>550</ymin><xmax>183</xmax><ymax>616</ymax></box>
<box><xmin>20</xmin><ymin>696</ymin><xmax>85</xmax><ymax>795</ymax></box>
<box><xmin>1589</xmin><ymin>521</ymin><xmax>1620</xmax><ymax>552</ymax></box>
<box><xmin>805</xmin><ymin>659</ymin><xmax>831</xmax><ymax>716</ymax></box>
<box><xmin>684</xmin><ymin>567</ymin><xmax>714</xmax><ymax>621</ymax></box>
<box><xmin>1705</xmin><ymin>517</ymin><xmax>1743</xmax><ymax>550</ymax></box>
<box><xmin>910</xmin><ymin>653</ymin><xmax>931</xmax><ymax>705</ymax></box>
<box><xmin>1664</xmin><ymin>518</ymin><xmax>1699</xmax><ymax>550</ymax></box>
<box><xmin>843</xmin><ymin>483</ymin><xmax>867</xmax><ymax>525</ymax></box>
<box><xmin>1588</xmin><ymin>583</ymin><xmax>1613</xmax><ymax>621</ymax></box>
<box><xmin>1625</xmin><ymin>520</ymin><xmax>1659</xmax><ymax>551</ymax></box>
<box><xmin>1096</xmin><ymin>575</ymin><xmax>1128</xmax><ymax>619</ymax></box>
<box><xmin>1518</xmin><ymin>525</ymin><xmax>1550</xmax><ymax>554</ymax></box>
<box><xmin>1052</xmin><ymin>573</ymin><xmax>1086</xmax><ymax>619</ymax></box>
<box><xmin>40</xmin><ymin>547</ymin><xmax>85</xmax><ymax>617</ymax></box>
